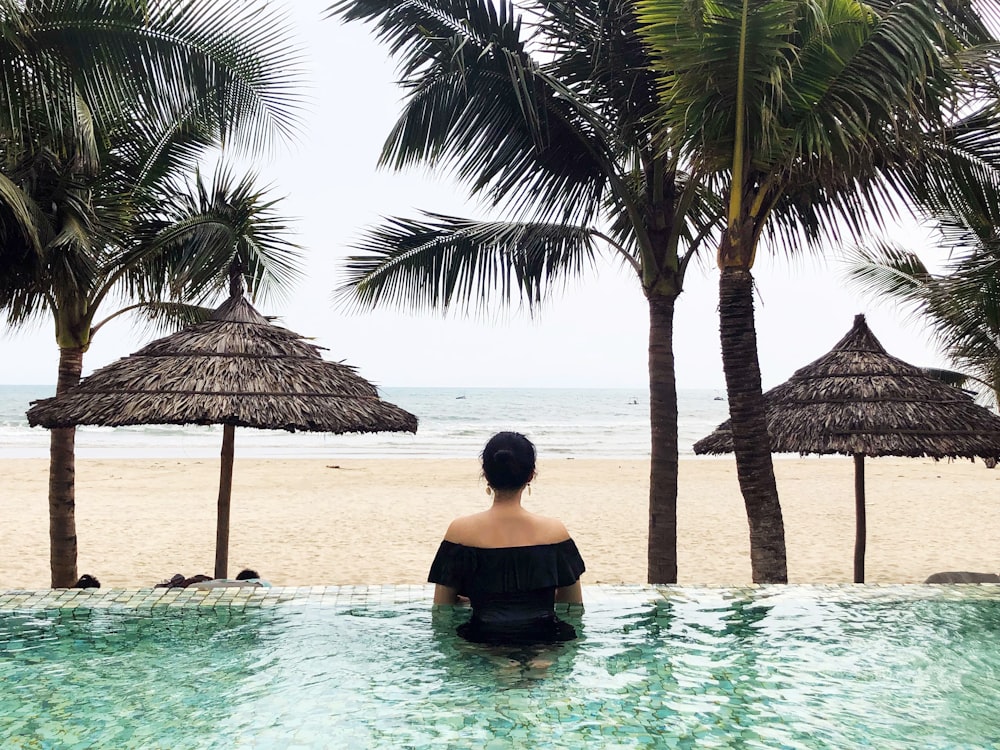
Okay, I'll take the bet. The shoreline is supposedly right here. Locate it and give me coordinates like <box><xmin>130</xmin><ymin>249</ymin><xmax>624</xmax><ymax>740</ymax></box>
<box><xmin>2</xmin><ymin>457</ymin><xmax>998</xmax><ymax>589</ymax></box>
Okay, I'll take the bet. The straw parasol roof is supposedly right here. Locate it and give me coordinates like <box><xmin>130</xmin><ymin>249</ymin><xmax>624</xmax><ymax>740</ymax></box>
<box><xmin>693</xmin><ymin>314</ymin><xmax>1000</xmax><ymax>581</ymax></box>
<box><xmin>27</xmin><ymin>293</ymin><xmax>418</xmax><ymax>578</ymax></box>
<box><xmin>27</xmin><ymin>294</ymin><xmax>418</xmax><ymax>434</ymax></box>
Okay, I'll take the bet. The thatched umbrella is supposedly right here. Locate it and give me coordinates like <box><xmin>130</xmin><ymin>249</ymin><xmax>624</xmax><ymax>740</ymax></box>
<box><xmin>27</xmin><ymin>293</ymin><xmax>418</xmax><ymax>579</ymax></box>
<box><xmin>693</xmin><ymin>314</ymin><xmax>1000</xmax><ymax>582</ymax></box>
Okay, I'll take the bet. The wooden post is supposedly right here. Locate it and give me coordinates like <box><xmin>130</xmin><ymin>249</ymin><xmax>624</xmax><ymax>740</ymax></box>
<box><xmin>215</xmin><ymin>424</ymin><xmax>236</xmax><ymax>580</ymax></box>
<box><xmin>853</xmin><ymin>452</ymin><xmax>866</xmax><ymax>583</ymax></box>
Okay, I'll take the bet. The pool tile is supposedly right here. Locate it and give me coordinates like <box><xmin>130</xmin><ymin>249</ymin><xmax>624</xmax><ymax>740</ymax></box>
<box><xmin>3</xmin><ymin>583</ymin><xmax>998</xmax><ymax>614</ymax></box>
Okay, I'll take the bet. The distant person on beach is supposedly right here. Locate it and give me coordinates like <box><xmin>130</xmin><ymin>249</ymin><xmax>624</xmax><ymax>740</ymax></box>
<box><xmin>428</xmin><ymin>431</ymin><xmax>585</xmax><ymax>644</ymax></box>
<box><xmin>73</xmin><ymin>574</ymin><xmax>100</xmax><ymax>589</ymax></box>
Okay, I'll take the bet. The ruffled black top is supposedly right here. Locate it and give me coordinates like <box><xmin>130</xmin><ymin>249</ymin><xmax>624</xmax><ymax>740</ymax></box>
<box><xmin>428</xmin><ymin>538</ymin><xmax>585</xmax><ymax>644</ymax></box>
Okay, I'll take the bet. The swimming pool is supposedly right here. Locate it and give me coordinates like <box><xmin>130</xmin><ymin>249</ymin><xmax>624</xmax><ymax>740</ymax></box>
<box><xmin>1</xmin><ymin>585</ymin><xmax>998</xmax><ymax>749</ymax></box>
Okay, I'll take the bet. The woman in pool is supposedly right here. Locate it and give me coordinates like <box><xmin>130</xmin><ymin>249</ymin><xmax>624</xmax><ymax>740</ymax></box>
<box><xmin>428</xmin><ymin>431</ymin><xmax>585</xmax><ymax>644</ymax></box>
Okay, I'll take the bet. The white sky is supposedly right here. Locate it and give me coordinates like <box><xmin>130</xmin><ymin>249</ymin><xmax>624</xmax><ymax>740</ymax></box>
<box><xmin>0</xmin><ymin>1</ymin><xmax>955</xmax><ymax>391</ymax></box>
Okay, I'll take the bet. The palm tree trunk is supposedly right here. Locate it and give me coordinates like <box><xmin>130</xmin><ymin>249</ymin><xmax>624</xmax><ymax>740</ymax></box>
<box><xmin>853</xmin><ymin>453</ymin><xmax>866</xmax><ymax>583</ymax></box>
<box><xmin>49</xmin><ymin>346</ymin><xmax>84</xmax><ymax>587</ymax></box>
<box><xmin>718</xmin><ymin>267</ymin><xmax>787</xmax><ymax>583</ymax></box>
<box><xmin>215</xmin><ymin>424</ymin><xmax>236</xmax><ymax>580</ymax></box>
<box><xmin>647</xmin><ymin>293</ymin><xmax>679</xmax><ymax>583</ymax></box>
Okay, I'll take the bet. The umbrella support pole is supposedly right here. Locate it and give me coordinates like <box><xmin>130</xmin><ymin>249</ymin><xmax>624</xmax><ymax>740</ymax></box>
<box><xmin>215</xmin><ymin>424</ymin><xmax>236</xmax><ymax>580</ymax></box>
<box><xmin>853</xmin><ymin>453</ymin><xmax>866</xmax><ymax>584</ymax></box>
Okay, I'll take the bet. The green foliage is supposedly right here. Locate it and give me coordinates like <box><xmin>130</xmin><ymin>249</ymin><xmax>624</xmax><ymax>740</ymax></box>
<box><xmin>847</xmin><ymin>233</ymin><xmax>1000</xmax><ymax>406</ymax></box>
<box><xmin>0</xmin><ymin>0</ymin><xmax>304</xmax><ymax>159</ymax></box>
<box><xmin>124</xmin><ymin>167</ymin><xmax>302</xmax><ymax>311</ymax></box>
<box><xmin>327</xmin><ymin>0</ymin><xmax>720</xmax><ymax>311</ymax></box>
<box><xmin>0</xmin><ymin>0</ymin><xmax>306</xmax><ymax>345</ymax></box>
<box><xmin>341</xmin><ymin>213</ymin><xmax>601</xmax><ymax>314</ymax></box>
<box><xmin>636</xmin><ymin>0</ymin><xmax>999</xmax><ymax>258</ymax></box>
<box><xmin>636</xmin><ymin>0</ymin><xmax>999</xmax><ymax>581</ymax></box>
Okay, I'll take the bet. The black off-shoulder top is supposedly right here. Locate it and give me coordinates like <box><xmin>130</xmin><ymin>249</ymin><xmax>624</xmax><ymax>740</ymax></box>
<box><xmin>428</xmin><ymin>538</ymin><xmax>585</xmax><ymax>644</ymax></box>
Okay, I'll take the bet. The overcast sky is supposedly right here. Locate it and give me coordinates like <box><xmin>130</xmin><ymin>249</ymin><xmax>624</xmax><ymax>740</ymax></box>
<box><xmin>0</xmin><ymin>1</ymin><xmax>955</xmax><ymax>391</ymax></box>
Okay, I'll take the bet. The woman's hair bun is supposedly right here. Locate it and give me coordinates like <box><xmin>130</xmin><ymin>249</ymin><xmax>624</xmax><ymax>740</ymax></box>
<box><xmin>481</xmin><ymin>432</ymin><xmax>536</xmax><ymax>491</ymax></box>
<box><xmin>493</xmin><ymin>449</ymin><xmax>516</xmax><ymax>466</ymax></box>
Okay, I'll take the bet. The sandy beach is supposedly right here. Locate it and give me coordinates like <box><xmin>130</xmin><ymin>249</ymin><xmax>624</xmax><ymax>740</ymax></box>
<box><xmin>2</xmin><ymin>456</ymin><xmax>998</xmax><ymax>588</ymax></box>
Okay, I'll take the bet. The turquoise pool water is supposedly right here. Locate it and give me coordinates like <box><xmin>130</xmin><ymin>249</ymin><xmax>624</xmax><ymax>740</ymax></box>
<box><xmin>1</xmin><ymin>585</ymin><xmax>999</xmax><ymax>749</ymax></box>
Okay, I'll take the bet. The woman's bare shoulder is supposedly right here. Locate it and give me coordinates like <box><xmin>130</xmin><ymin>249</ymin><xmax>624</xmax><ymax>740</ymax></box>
<box><xmin>531</xmin><ymin>513</ymin><xmax>572</xmax><ymax>543</ymax></box>
<box><xmin>442</xmin><ymin>513</ymin><xmax>487</xmax><ymax>544</ymax></box>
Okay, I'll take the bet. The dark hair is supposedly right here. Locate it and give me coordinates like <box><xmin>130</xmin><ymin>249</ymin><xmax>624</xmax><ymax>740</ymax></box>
<box><xmin>235</xmin><ymin>569</ymin><xmax>260</xmax><ymax>580</ymax></box>
<box><xmin>74</xmin><ymin>574</ymin><xmax>100</xmax><ymax>589</ymax></box>
<box><xmin>155</xmin><ymin>573</ymin><xmax>185</xmax><ymax>588</ymax></box>
<box><xmin>481</xmin><ymin>431</ymin><xmax>536</xmax><ymax>491</ymax></box>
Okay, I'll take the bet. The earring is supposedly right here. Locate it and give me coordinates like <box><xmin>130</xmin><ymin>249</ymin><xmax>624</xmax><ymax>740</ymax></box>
<box><xmin>526</xmin><ymin>484</ymin><xmax>531</xmax><ymax>496</ymax></box>
<box><xmin>486</xmin><ymin>485</ymin><xmax>493</xmax><ymax>496</ymax></box>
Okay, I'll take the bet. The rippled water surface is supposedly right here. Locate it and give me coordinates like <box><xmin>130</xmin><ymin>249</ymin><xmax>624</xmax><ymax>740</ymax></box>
<box><xmin>2</xmin><ymin>587</ymin><xmax>999</xmax><ymax>748</ymax></box>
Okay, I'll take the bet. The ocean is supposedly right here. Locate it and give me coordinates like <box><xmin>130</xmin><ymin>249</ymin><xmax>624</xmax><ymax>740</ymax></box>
<box><xmin>0</xmin><ymin>385</ymin><xmax>730</xmax><ymax>460</ymax></box>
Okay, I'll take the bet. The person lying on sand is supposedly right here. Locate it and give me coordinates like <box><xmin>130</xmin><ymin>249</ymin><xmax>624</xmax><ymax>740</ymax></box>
<box><xmin>187</xmin><ymin>568</ymin><xmax>271</xmax><ymax>588</ymax></box>
<box><xmin>154</xmin><ymin>573</ymin><xmax>212</xmax><ymax>588</ymax></box>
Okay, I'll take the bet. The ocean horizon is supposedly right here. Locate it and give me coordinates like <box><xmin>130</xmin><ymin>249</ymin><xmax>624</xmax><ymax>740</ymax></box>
<box><xmin>0</xmin><ymin>385</ymin><xmax>732</xmax><ymax>460</ymax></box>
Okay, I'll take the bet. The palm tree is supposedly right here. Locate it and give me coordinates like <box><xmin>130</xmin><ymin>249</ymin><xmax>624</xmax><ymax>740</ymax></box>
<box><xmin>0</xmin><ymin>0</ymin><xmax>304</xmax><ymax>586</ymax></box>
<box><xmin>327</xmin><ymin>0</ymin><xmax>722</xmax><ymax>583</ymax></box>
<box><xmin>637</xmin><ymin>0</ymin><xmax>1000</xmax><ymax>581</ymax></box>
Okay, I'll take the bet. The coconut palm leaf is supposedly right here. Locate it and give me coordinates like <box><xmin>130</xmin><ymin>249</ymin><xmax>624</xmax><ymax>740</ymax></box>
<box><xmin>338</xmin><ymin>213</ymin><xmax>603</xmax><ymax>315</ymax></box>
<box><xmin>106</xmin><ymin>104</ymin><xmax>220</xmax><ymax>199</ymax></box>
<box><xmin>329</xmin><ymin>0</ymin><xmax>626</xmax><ymax>226</ymax></box>
<box><xmin>0</xmin><ymin>0</ymin><xmax>304</xmax><ymax>156</ymax></box>
<box><xmin>639</xmin><ymin>0</ymin><xmax>985</xmax><ymax>239</ymax></box>
<box><xmin>914</xmin><ymin>101</ymin><xmax>1000</xmax><ymax>232</ymax></box>
<box><xmin>0</xmin><ymin>144</ymin><xmax>111</xmax><ymax>324</ymax></box>
<box><xmin>122</xmin><ymin>167</ymin><xmax>302</xmax><ymax>310</ymax></box>
<box><xmin>846</xmin><ymin>238</ymin><xmax>1000</xmax><ymax>405</ymax></box>
<box><xmin>0</xmin><ymin>168</ymin><xmax>41</xmax><ymax>252</ymax></box>
<box><xmin>91</xmin><ymin>299</ymin><xmax>212</xmax><ymax>338</ymax></box>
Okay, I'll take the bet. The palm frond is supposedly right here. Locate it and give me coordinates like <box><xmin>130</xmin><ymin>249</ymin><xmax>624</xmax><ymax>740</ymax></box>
<box><xmin>920</xmin><ymin>366</ymin><xmax>977</xmax><ymax>391</ymax></box>
<box><xmin>638</xmin><ymin>0</ymin><xmax>1000</xmax><ymax>263</ymax></box>
<box><xmin>91</xmin><ymin>299</ymin><xmax>214</xmax><ymax>339</ymax></box>
<box><xmin>0</xmin><ymin>169</ymin><xmax>41</xmax><ymax>254</ymax></box>
<box><xmin>336</xmin><ymin>212</ymin><xmax>601</xmax><ymax>315</ymax></box>
<box><xmin>844</xmin><ymin>236</ymin><xmax>1000</xmax><ymax>405</ymax></box>
<box><xmin>4</xmin><ymin>0</ymin><xmax>306</xmax><ymax>155</ymax></box>
<box><xmin>122</xmin><ymin>166</ymin><xmax>302</xmax><ymax>307</ymax></box>
<box><xmin>329</xmin><ymin>0</ymin><xmax>629</xmax><ymax>225</ymax></box>
<box><xmin>844</xmin><ymin>240</ymin><xmax>935</xmax><ymax>302</ymax></box>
